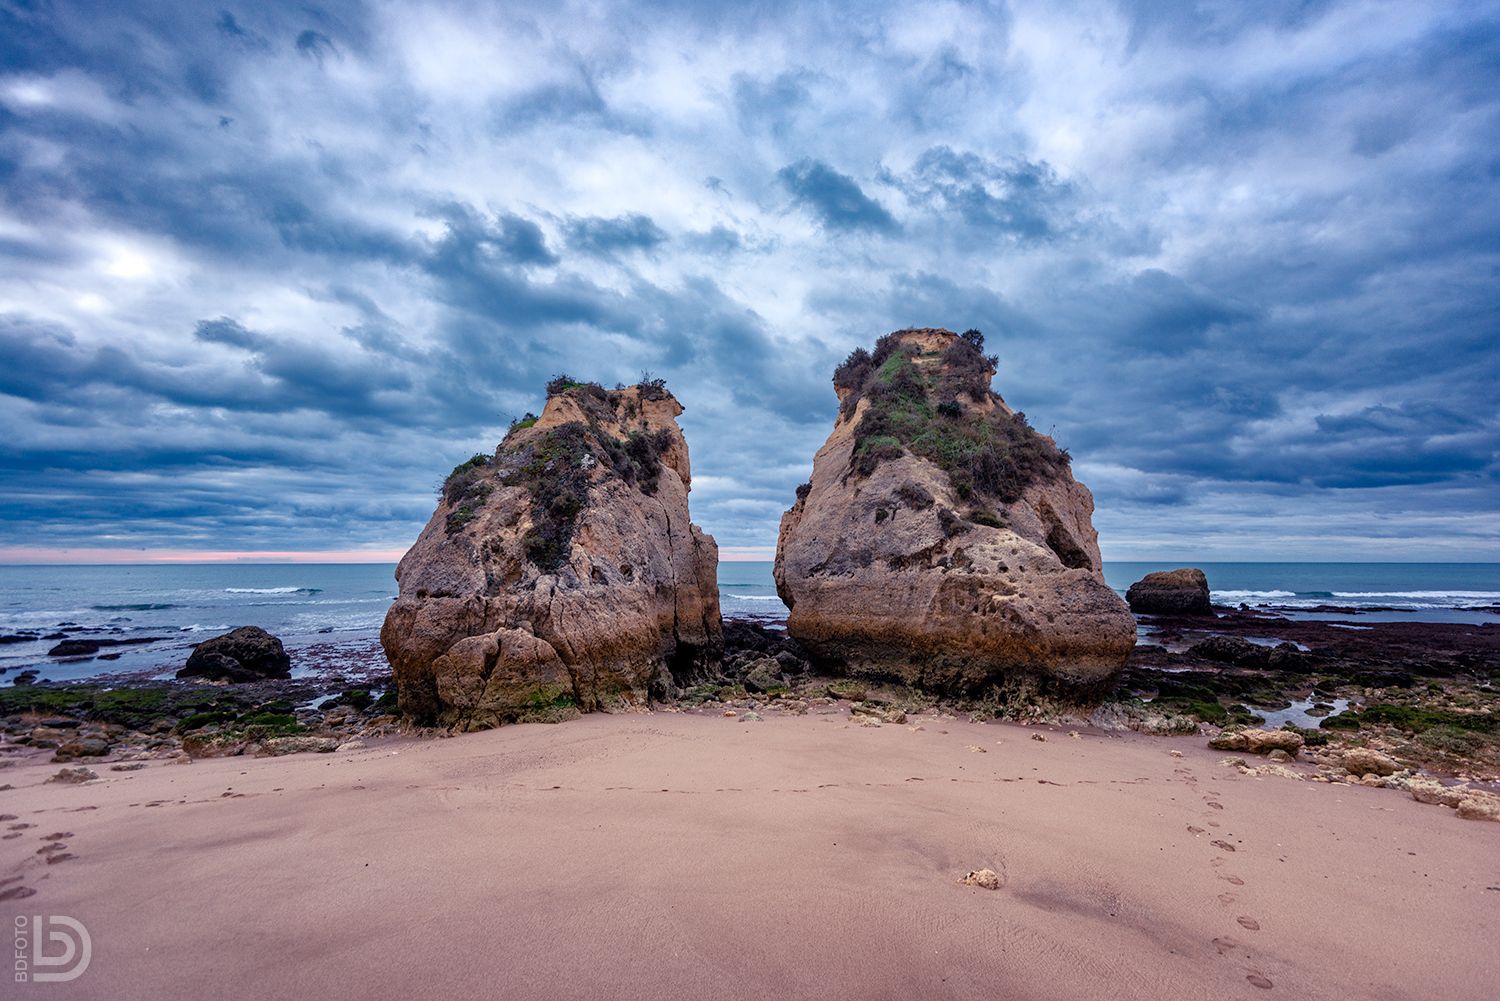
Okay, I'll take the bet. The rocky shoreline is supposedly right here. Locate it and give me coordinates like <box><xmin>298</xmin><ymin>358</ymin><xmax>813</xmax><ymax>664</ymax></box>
<box><xmin>5</xmin><ymin>603</ymin><xmax>1495</xmax><ymax>821</ymax></box>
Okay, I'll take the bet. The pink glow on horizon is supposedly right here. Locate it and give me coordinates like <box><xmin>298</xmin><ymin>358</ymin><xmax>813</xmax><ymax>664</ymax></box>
<box><xmin>0</xmin><ymin>545</ymin><xmax>779</xmax><ymax>565</ymax></box>
<box><xmin>0</xmin><ymin>547</ymin><xmax>409</xmax><ymax>565</ymax></box>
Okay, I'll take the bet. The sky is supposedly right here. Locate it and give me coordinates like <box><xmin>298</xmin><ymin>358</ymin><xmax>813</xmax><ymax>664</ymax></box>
<box><xmin>0</xmin><ymin>0</ymin><xmax>1497</xmax><ymax>564</ymax></box>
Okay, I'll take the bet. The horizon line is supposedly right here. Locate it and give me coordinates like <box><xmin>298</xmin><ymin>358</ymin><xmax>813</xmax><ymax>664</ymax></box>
<box><xmin>0</xmin><ymin>547</ymin><xmax>1497</xmax><ymax>567</ymax></box>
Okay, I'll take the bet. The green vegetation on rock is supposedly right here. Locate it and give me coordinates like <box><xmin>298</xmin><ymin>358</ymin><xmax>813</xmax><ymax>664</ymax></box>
<box><xmin>835</xmin><ymin>330</ymin><xmax>1069</xmax><ymax>505</ymax></box>
<box><xmin>494</xmin><ymin>379</ymin><xmax>681</xmax><ymax>571</ymax></box>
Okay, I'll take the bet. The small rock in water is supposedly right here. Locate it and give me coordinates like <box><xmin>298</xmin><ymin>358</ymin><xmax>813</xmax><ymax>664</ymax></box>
<box><xmin>960</xmin><ymin>868</ymin><xmax>1002</xmax><ymax>890</ymax></box>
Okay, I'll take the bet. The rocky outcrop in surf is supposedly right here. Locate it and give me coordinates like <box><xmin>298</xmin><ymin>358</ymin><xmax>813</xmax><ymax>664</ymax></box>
<box><xmin>774</xmin><ymin>328</ymin><xmax>1134</xmax><ymax>694</ymax></box>
<box><xmin>1126</xmin><ymin>568</ymin><xmax>1213</xmax><ymax>615</ymax></box>
<box><xmin>381</xmin><ymin>378</ymin><xmax>721</xmax><ymax>730</ymax></box>
<box><xmin>177</xmin><ymin>626</ymin><xmax>292</xmax><ymax>682</ymax></box>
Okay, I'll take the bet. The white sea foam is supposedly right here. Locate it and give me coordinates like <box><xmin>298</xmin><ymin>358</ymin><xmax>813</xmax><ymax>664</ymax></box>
<box><xmin>224</xmin><ymin>586</ymin><xmax>320</xmax><ymax>594</ymax></box>
<box><xmin>1211</xmin><ymin>590</ymin><xmax>1296</xmax><ymax>600</ymax></box>
<box><xmin>724</xmin><ymin>594</ymin><xmax>784</xmax><ymax>601</ymax></box>
<box><xmin>1331</xmin><ymin>591</ymin><xmax>1500</xmax><ymax>600</ymax></box>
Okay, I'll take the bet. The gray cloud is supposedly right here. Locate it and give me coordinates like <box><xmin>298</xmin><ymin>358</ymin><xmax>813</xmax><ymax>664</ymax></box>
<box><xmin>777</xmin><ymin>159</ymin><xmax>899</xmax><ymax>233</ymax></box>
<box><xmin>0</xmin><ymin>0</ymin><xmax>1495</xmax><ymax>560</ymax></box>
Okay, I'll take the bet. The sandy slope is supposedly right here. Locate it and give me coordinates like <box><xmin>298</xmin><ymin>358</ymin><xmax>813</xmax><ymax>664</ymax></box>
<box><xmin>2</xmin><ymin>710</ymin><xmax>1496</xmax><ymax>1000</ymax></box>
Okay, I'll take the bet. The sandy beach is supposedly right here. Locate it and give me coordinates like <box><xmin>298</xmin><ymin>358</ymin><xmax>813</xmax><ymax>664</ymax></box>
<box><xmin>3</xmin><ymin>710</ymin><xmax>1495</xmax><ymax>1000</ymax></box>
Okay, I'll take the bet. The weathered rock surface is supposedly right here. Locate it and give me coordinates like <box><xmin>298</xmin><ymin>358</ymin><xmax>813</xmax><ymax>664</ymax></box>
<box><xmin>381</xmin><ymin>380</ymin><xmax>721</xmax><ymax>730</ymax></box>
<box><xmin>176</xmin><ymin>626</ymin><xmax>291</xmax><ymax>682</ymax></box>
<box><xmin>774</xmin><ymin>328</ymin><xmax>1135</xmax><ymax>693</ymax></box>
<box><xmin>1208</xmin><ymin>728</ymin><xmax>1304</xmax><ymax>757</ymax></box>
<box><xmin>1339</xmin><ymin>747</ymin><xmax>1399</xmax><ymax>776</ymax></box>
<box><xmin>1126</xmin><ymin>568</ymin><xmax>1212</xmax><ymax>615</ymax></box>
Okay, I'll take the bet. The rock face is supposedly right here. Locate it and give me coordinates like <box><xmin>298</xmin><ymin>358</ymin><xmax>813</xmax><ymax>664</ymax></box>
<box><xmin>774</xmin><ymin>328</ymin><xmax>1135</xmax><ymax>694</ymax></box>
<box><xmin>1126</xmin><ymin>568</ymin><xmax>1212</xmax><ymax>615</ymax></box>
<box><xmin>381</xmin><ymin>379</ymin><xmax>721</xmax><ymax>730</ymax></box>
<box><xmin>176</xmin><ymin>626</ymin><xmax>291</xmax><ymax>682</ymax></box>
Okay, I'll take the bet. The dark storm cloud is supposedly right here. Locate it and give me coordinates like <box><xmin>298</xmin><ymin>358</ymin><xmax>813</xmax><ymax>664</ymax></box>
<box><xmin>895</xmin><ymin>147</ymin><xmax>1077</xmax><ymax>242</ymax></box>
<box><xmin>0</xmin><ymin>0</ymin><xmax>1496</xmax><ymax>558</ymax></box>
<box><xmin>564</xmin><ymin>214</ymin><xmax>668</xmax><ymax>256</ymax></box>
<box><xmin>777</xmin><ymin>159</ymin><xmax>899</xmax><ymax>233</ymax></box>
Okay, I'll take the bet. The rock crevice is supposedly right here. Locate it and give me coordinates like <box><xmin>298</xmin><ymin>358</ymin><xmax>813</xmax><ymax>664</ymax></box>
<box><xmin>381</xmin><ymin>380</ymin><xmax>721</xmax><ymax>730</ymax></box>
<box><xmin>775</xmin><ymin>328</ymin><xmax>1135</xmax><ymax>694</ymax></box>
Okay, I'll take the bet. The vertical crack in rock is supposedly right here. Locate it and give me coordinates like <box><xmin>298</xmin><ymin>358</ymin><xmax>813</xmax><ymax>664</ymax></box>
<box><xmin>775</xmin><ymin>327</ymin><xmax>1135</xmax><ymax>696</ymax></box>
<box><xmin>381</xmin><ymin>379</ymin><xmax>720</xmax><ymax>730</ymax></box>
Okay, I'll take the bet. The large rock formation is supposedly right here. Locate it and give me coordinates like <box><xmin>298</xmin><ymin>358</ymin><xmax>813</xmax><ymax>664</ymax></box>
<box><xmin>1126</xmin><ymin>568</ymin><xmax>1212</xmax><ymax>615</ymax></box>
<box><xmin>381</xmin><ymin>379</ymin><xmax>721</xmax><ymax>730</ymax></box>
<box><xmin>774</xmin><ymin>328</ymin><xmax>1134</xmax><ymax>694</ymax></box>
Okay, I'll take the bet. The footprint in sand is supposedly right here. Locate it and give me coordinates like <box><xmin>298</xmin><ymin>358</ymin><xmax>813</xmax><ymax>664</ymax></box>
<box><xmin>1246</xmin><ymin>973</ymin><xmax>1273</xmax><ymax>989</ymax></box>
<box><xmin>1204</xmin><ymin>799</ymin><xmax>1224</xmax><ymax>810</ymax></box>
<box><xmin>1211</xmin><ymin>840</ymin><xmax>1236</xmax><ymax>853</ymax></box>
<box><xmin>0</xmin><ymin>886</ymin><xmax>36</xmax><ymax>902</ymax></box>
<box><xmin>1</xmin><ymin>833</ymin><xmax>19</xmax><ymax>840</ymax></box>
<box><xmin>1217</xmin><ymin>892</ymin><xmax>1237</xmax><ymax>905</ymax></box>
<box><xmin>45</xmin><ymin>854</ymin><xmax>76</xmax><ymax>865</ymax></box>
<box><xmin>1237</xmin><ymin>916</ymin><xmax>1261</xmax><ymax>931</ymax></box>
<box><xmin>1187</xmin><ymin>825</ymin><xmax>1205</xmax><ymax>834</ymax></box>
<box><xmin>41</xmin><ymin>831</ymin><xmax>72</xmax><ymax>841</ymax></box>
<box><xmin>1220</xmin><ymin>875</ymin><xmax>1245</xmax><ymax>886</ymax></box>
<box><xmin>1211</xmin><ymin>936</ymin><xmax>1242</xmax><ymax>956</ymax></box>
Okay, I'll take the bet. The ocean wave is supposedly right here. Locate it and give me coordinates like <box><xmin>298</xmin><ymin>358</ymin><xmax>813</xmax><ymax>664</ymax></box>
<box><xmin>224</xmin><ymin>587</ymin><xmax>323</xmax><ymax>595</ymax></box>
<box><xmin>1212</xmin><ymin>590</ymin><xmax>1296</xmax><ymax>600</ymax></box>
<box><xmin>1331</xmin><ymin>590</ymin><xmax>1500</xmax><ymax>600</ymax></box>
<box><xmin>723</xmin><ymin>593</ymin><xmax>785</xmax><ymax>601</ymax></box>
<box><xmin>90</xmin><ymin>602</ymin><xmax>179</xmax><ymax>611</ymax></box>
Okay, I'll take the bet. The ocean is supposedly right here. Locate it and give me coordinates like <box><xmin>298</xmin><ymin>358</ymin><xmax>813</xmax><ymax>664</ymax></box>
<box><xmin>3</xmin><ymin>561</ymin><xmax>1497</xmax><ymax>686</ymax></box>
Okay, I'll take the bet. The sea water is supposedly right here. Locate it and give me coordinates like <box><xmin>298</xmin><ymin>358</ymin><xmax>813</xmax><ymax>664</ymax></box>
<box><xmin>2</xmin><ymin>561</ymin><xmax>1496</xmax><ymax>685</ymax></box>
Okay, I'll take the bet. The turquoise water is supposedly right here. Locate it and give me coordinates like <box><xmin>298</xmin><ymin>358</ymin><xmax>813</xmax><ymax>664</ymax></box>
<box><xmin>2</xmin><ymin>561</ymin><xmax>1496</xmax><ymax>684</ymax></box>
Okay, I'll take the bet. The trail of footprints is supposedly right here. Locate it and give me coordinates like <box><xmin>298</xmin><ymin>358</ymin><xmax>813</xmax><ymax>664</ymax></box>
<box><xmin>0</xmin><ymin>813</ymin><xmax>80</xmax><ymax>902</ymax></box>
<box><xmin>1179</xmin><ymin>765</ymin><xmax>1276</xmax><ymax>991</ymax></box>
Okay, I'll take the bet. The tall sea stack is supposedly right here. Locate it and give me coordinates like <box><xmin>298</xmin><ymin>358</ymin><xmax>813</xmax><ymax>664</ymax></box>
<box><xmin>381</xmin><ymin>379</ymin><xmax>721</xmax><ymax>730</ymax></box>
<box><xmin>774</xmin><ymin>328</ymin><xmax>1134</xmax><ymax>694</ymax></box>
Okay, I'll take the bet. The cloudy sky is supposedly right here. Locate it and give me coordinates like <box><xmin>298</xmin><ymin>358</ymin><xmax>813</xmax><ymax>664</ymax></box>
<box><xmin>1</xmin><ymin>0</ymin><xmax>1497</xmax><ymax>563</ymax></box>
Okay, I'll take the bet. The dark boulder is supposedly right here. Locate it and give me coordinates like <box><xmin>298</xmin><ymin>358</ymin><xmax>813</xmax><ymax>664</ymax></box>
<box><xmin>1189</xmin><ymin>635</ymin><xmax>1259</xmax><ymax>665</ymax></box>
<box><xmin>1126</xmin><ymin>568</ymin><xmax>1212</xmax><ymax>616</ymax></box>
<box><xmin>47</xmin><ymin>636</ymin><xmax>164</xmax><ymax>658</ymax></box>
<box><xmin>177</xmin><ymin>627</ymin><xmax>292</xmax><ymax>683</ymax></box>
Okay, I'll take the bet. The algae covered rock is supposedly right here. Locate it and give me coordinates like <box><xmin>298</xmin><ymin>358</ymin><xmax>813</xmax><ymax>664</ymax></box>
<box><xmin>381</xmin><ymin>379</ymin><xmax>720</xmax><ymax>731</ymax></box>
<box><xmin>774</xmin><ymin>328</ymin><xmax>1134</xmax><ymax>694</ymax></box>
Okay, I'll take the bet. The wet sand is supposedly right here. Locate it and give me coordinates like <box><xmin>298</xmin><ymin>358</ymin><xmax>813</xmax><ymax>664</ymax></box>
<box><xmin>2</xmin><ymin>711</ymin><xmax>1496</xmax><ymax>1000</ymax></box>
